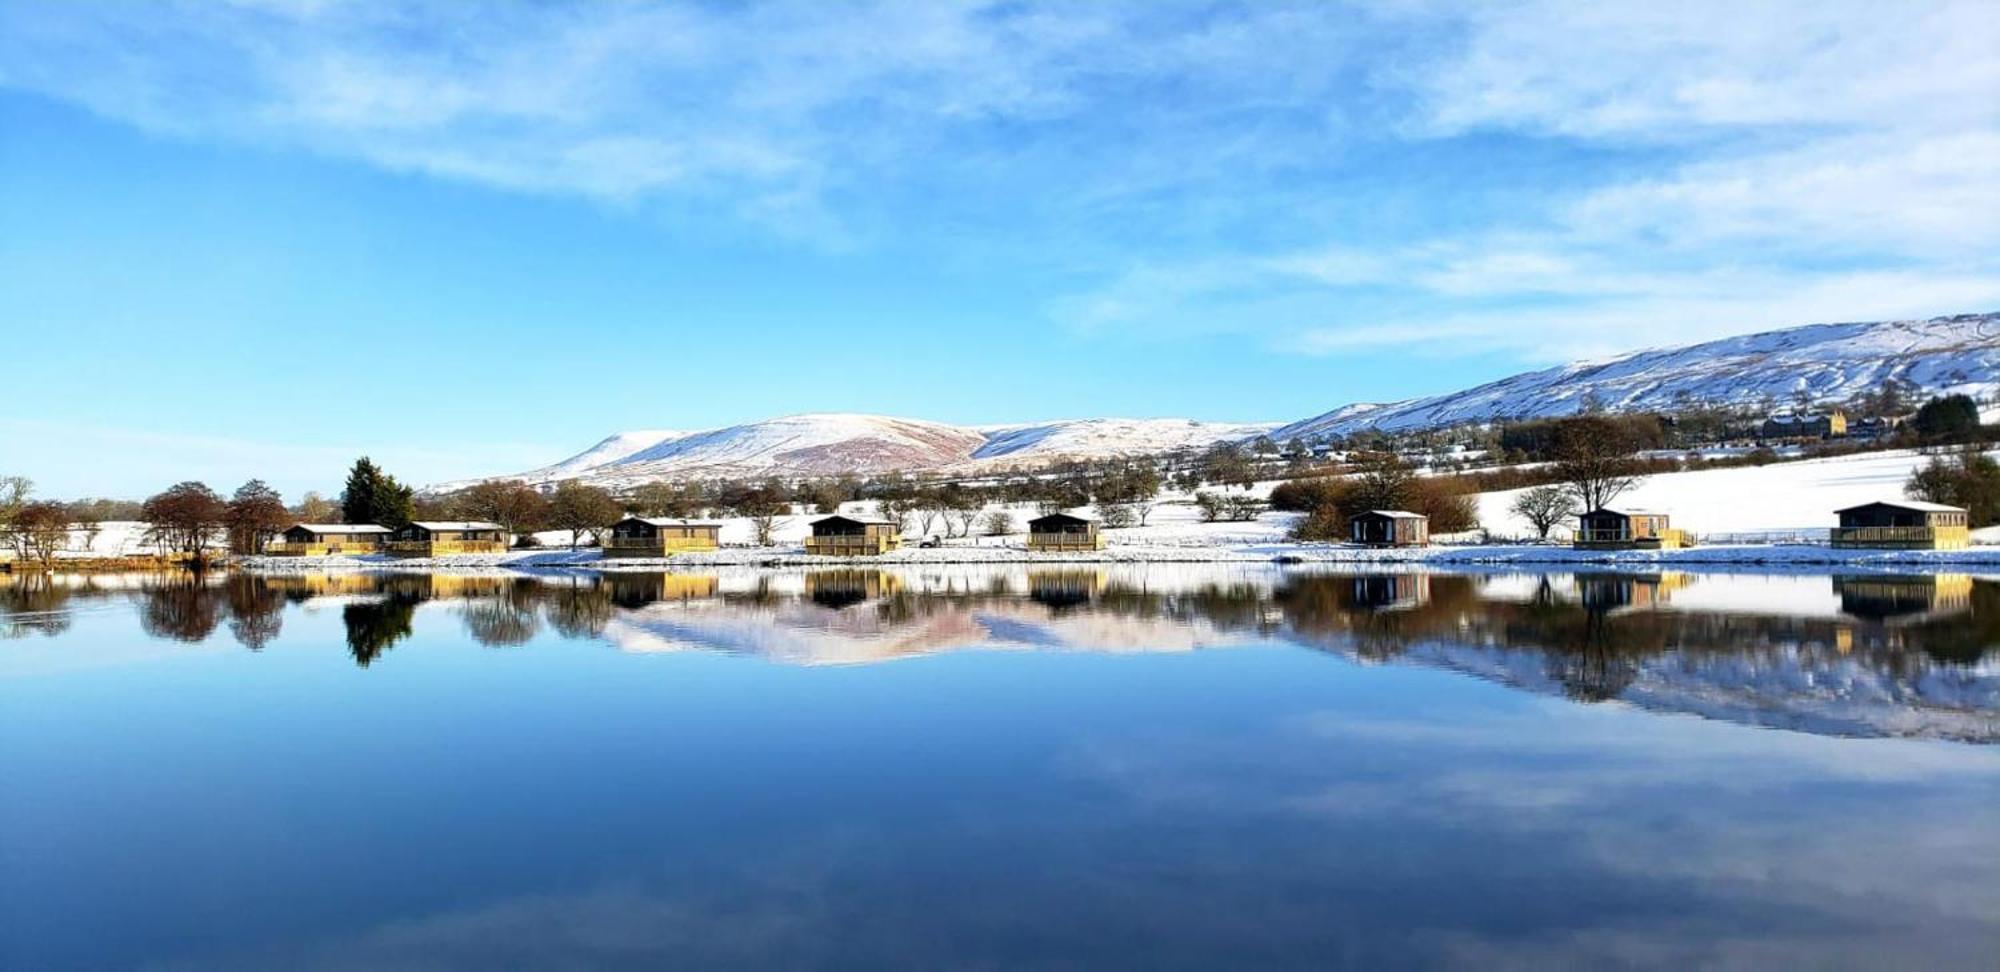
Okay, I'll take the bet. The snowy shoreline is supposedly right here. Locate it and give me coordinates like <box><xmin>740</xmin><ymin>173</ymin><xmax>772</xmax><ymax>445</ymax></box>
<box><xmin>233</xmin><ymin>540</ymin><xmax>2000</xmax><ymax>574</ymax></box>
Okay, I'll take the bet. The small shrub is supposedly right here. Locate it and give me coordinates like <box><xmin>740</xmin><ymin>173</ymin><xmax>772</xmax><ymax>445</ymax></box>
<box><xmin>982</xmin><ymin>510</ymin><xmax>1016</xmax><ymax>536</ymax></box>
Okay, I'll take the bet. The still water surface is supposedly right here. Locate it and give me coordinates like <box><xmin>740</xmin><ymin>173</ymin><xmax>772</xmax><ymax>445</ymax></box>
<box><xmin>4</xmin><ymin>566</ymin><xmax>1999</xmax><ymax>969</ymax></box>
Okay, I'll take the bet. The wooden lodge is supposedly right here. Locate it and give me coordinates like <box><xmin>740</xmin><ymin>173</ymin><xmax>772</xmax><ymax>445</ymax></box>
<box><xmin>602</xmin><ymin>516</ymin><xmax>723</xmax><ymax>557</ymax></box>
<box><xmin>1573</xmin><ymin>508</ymin><xmax>1685</xmax><ymax>550</ymax></box>
<box><xmin>386</xmin><ymin>521</ymin><xmax>508</xmax><ymax>557</ymax></box>
<box><xmin>266</xmin><ymin>523</ymin><xmax>391</xmax><ymax>556</ymax></box>
<box><xmin>804</xmin><ymin>515</ymin><xmax>904</xmax><ymax>556</ymax></box>
<box><xmin>1349</xmin><ymin>510</ymin><xmax>1429</xmax><ymax>547</ymax></box>
<box><xmin>1831</xmin><ymin>501</ymin><xmax>1970</xmax><ymax>550</ymax></box>
<box><xmin>1026</xmin><ymin>512</ymin><xmax>1105</xmax><ymax>552</ymax></box>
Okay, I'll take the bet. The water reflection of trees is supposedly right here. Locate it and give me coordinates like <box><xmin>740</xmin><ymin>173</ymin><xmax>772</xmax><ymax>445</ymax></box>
<box><xmin>0</xmin><ymin>574</ymin><xmax>75</xmax><ymax>638</ymax></box>
<box><xmin>138</xmin><ymin>579</ymin><xmax>225</xmax><ymax>643</ymax></box>
<box><xmin>224</xmin><ymin>575</ymin><xmax>285</xmax><ymax>650</ymax></box>
<box><xmin>545</xmin><ymin>583</ymin><xmax>614</xmax><ymax>639</ymax></box>
<box><xmin>343</xmin><ymin>595</ymin><xmax>418</xmax><ymax>667</ymax></box>
<box><xmin>25</xmin><ymin>569</ymin><xmax>1995</xmax><ymax>679</ymax></box>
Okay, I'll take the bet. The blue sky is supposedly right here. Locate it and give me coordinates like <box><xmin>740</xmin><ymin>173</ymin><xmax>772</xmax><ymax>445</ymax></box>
<box><xmin>3</xmin><ymin>1</ymin><xmax>1996</xmax><ymax>498</ymax></box>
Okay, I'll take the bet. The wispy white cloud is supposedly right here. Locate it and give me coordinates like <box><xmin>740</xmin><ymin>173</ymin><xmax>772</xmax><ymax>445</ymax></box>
<box><xmin>1052</xmin><ymin>0</ymin><xmax>2000</xmax><ymax>359</ymax></box>
<box><xmin>0</xmin><ymin>0</ymin><xmax>1394</xmax><ymax>237</ymax></box>
<box><xmin>3</xmin><ymin>1</ymin><xmax>1994</xmax><ymax>359</ymax></box>
<box><xmin>1399</xmin><ymin>0</ymin><xmax>2000</xmax><ymax>140</ymax></box>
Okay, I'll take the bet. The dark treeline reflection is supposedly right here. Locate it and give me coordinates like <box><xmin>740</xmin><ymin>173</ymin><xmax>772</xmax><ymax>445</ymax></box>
<box><xmin>4</xmin><ymin>568</ymin><xmax>1996</xmax><ymax>680</ymax></box>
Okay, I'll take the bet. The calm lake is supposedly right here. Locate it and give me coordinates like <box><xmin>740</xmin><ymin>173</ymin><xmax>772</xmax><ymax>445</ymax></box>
<box><xmin>4</xmin><ymin>566</ymin><xmax>1998</xmax><ymax>969</ymax></box>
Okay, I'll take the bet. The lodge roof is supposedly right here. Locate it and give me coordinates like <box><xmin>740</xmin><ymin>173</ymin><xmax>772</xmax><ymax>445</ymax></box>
<box><xmin>290</xmin><ymin>523</ymin><xmax>392</xmax><ymax>535</ymax></box>
<box><xmin>811</xmin><ymin>514</ymin><xmax>899</xmax><ymax>526</ymax></box>
<box><xmin>1028</xmin><ymin>512</ymin><xmax>1096</xmax><ymax>526</ymax></box>
<box><xmin>618</xmin><ymin>516</ymin><xmax>724</xmax><ymax>528</ymax></box>
<box><xmin>1834</xmin><ymin>499</ymin><xmax>1966</xmax><ymax>515</ymax></box>
<box><xmin>408</xmin><ymin>520</ymin><xmax>505</xmax><ymax>531</ymax></box>
<box><xmin>1357</xmin><ymin>510</ymin><xmax>1426</xmax><ymax>520</ymax></box>
<box><xmin>1582</xmin><ymin>507</ymin><xmax>1668</xmax><ymax>518</ymax></box>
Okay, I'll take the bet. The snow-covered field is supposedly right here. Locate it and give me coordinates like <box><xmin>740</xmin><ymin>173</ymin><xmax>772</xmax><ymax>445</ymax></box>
<box><xmin>1476</xmin><ymin>447</ymin><xmax>1999</xmax><ymax>540</ymax></box>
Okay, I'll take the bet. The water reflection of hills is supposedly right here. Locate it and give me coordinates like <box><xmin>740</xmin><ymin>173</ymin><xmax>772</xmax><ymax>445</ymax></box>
<box><xmin>4</xmin><ymin>568</ymin><xmax>1996</xmax><ymax>740</ymax></box>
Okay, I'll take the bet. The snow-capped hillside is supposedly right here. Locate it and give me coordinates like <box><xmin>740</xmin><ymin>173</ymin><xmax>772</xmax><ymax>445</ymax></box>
<box><xmin>456</xmin><ymin>311</ymin><xmax>1996</xmax><ymax>489</ymax></box>
<box><xmin>477</xmin><ymin>414</ymin><xmax>1270</xmax><ymax>487</ymax></box>
<box><xmin>584</xmin><ymin>414</ymin><xmax>987</xmax><ymax>485</ymax></box>
<box><xmin>525</xmin><ymin>430</ymin><xmax>684</xmax><ymax>480</ymax></box>
<box><xmin>1276</xmin><ymin>312</ymin><xmax>2000</xmax><ymax>439</ymax></box>
<box><xmin>969</xmin><ymin>418</ymin><xmax>1278</xmax><ymax>465</ymax></box>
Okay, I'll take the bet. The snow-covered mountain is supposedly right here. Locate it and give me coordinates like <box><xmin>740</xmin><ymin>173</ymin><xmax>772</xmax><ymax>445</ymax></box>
<box><xmin>459</xmin><ymin>311</ymin><xmax>1996</xmax><ymax>488</ymax></box>
<box><xmin>482</xmin><ymin>414</ymin><xmax>1273</xmax><ymax>487</ymax></box>
<box><xmin>1274</xmin><ymin>312</ymin><xmax>2000</xmax><ymax>440</ymax></box>
<box><xmin>517</xmin><ymin>429</ymin><xmax>684</xmax><ymax>481</ymax></box>
<box><xmin>970</xmin><ymin>418</ymin><xmax>1277</xmax><ymax>466</ymax></box>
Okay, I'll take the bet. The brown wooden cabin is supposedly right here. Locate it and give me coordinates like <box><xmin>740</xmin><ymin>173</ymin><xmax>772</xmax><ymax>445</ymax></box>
<box><xmin>1349</xmin><ymin>510</ymin><xmax>1429</xmax><ymax>547</ymax></box>
<box><xmin>1574</xmin><ymin>508</ymin><xmax>1684</xmax><ymax>550</ymax></box>
<box><xmin>386</xmin><ymin>521</ymin><xmax>508</xmax><ymax>557</ymax></box>
<box><xmin>267</xmin><ymin>523</ymin><xmax>391</xmax><ymax>556</ymax></box>
<box><xmin>1027</xmin><ymin>512</ymin><xmax>1105</xmax><ymax>552</ymax></box>
<box><xmin>1831</xmin><ymin>501</ymin><xmax>1970</xmax><ymax>550</ymax></box>
<box><xmin>602</xmin><ymin>516</ymin><xmax>722</xmax><ymax>557</ymax></box>
<box><xmin>804</xmin><ymin>515</ymin><xmax>903</xmax><ymax>556</ymax></box>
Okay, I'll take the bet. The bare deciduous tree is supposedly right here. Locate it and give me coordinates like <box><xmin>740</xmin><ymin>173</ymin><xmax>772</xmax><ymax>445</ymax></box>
<box><xmin>142</xmin><ymin>482</ymin><xmax>228</xmax><ymax>562</ymax></box>
<box><xmin>226</xmin><ymin>480</ymin><xmax>290</xmax><ymax>554</ymax></box>
<box><xmin>1551</xmin><ymin>417</ymin><xmax>1643</xmax><ymax>511</ymax></box>
<box><xmin>982</xmin><ymin>510</ymin><xmax>1016</xmax><ymax>536</ymax></box>
<box><xmin>547</xmin><ymin>480</ymin><xmax>622</xmax><ymax>549</ymax></box>
<box><xmin>1509</xmin><ymin>485</ymin><xmax>1578</xmax><ymax>540</ymax></box>
<box><xmin>9</xmin><ymin>501</ymin><xmax>70</xmax><ymax>570</ymax></box>
<box><xmin>0</xmin><ymin>475</ymin><xmax>30</xmax><ymax>532</ymax></box>
<box><xmin>293</xmin><ymin>491</ymin><xmax>337</xmax><ymax>523</ymax></box>
<box><xmin>455</xmin><ymin>479</ymin><xmax>551</xmax><ymax>542</ymax></box>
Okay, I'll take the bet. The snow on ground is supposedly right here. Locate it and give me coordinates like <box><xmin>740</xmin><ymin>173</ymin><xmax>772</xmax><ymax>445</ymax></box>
<box><xmin>0</xmin><ymin>521</ymin><xmax>177</xmax><ymax>560</ymax></box>
<box><xmin>1476</xmin><ymin>448</ymin><xmax>2000</xmax><ymax>541</ymax></box>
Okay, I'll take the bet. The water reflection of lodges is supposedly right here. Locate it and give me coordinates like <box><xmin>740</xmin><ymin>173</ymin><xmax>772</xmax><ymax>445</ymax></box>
<box><xmin>805</xmin><ymin>570</ymin><xmax>903</xmax><ymax>610</ymax></box>
<box><xmin>267</xmin><ymin>573</ymin><xmax>518</xmax><ymax>602</ymax></box>
<box><xmin>1834</xmin><ymin>575</ymin><xmax>1973</xmax><ymax>625</ymax></box>
<box><xmin>258</xmin><ymin>572</ymin><xmax>388</xmax><ymax>599</ymax></box>
<box><xmin>1573</xmin><ymin>572</ymin><xmax>1692</xmax><ymax>614</ymax></box>
<box><xmin>1348</xmin><ymin>574</ymin><xmax>1430</xmax><ymax>612</ymax></box>
<box><xmin>1027</xmin><ymin>569</ymin><xmax>1108</xmax><ymax>611</ymax></box>
<box><xmin>602</xmin><ymin>572</ymin><xmax>720</xmax><ymax>609</ymax></box>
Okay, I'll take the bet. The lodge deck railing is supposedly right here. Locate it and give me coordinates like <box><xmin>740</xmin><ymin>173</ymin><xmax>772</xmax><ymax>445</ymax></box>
<box><xmin>1027</xmin><ymin>532</ymin><xmax>1106</xmax><ymax>551</ymax></box>
<box><xmin>804</xmin><ymin>535</ymin><xmax>900</xmax><ymax>556</ymax></box>
<box><xmin>265</xmin><ymin>541</ymin><xmax>383</xmax><ymax>556</ymax></box>
<box><xmin>1831</xmin><ymin>525</ymin><xmax>1969</xmax><ymax>548</ymax></box>
<box><xmin>603</xmin><ymin>535</ymin><xmax>719</xmax><ymax>554</ymax></box>
<box><xmin>385</xmin><ymin>539</ymin><xmax>508</xmax><ymax>556</ymax></box>
<box><xmin>1574</xmin><ymin>528</ymin><xmax>1687</xmax><ymax>548</ymax></box>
